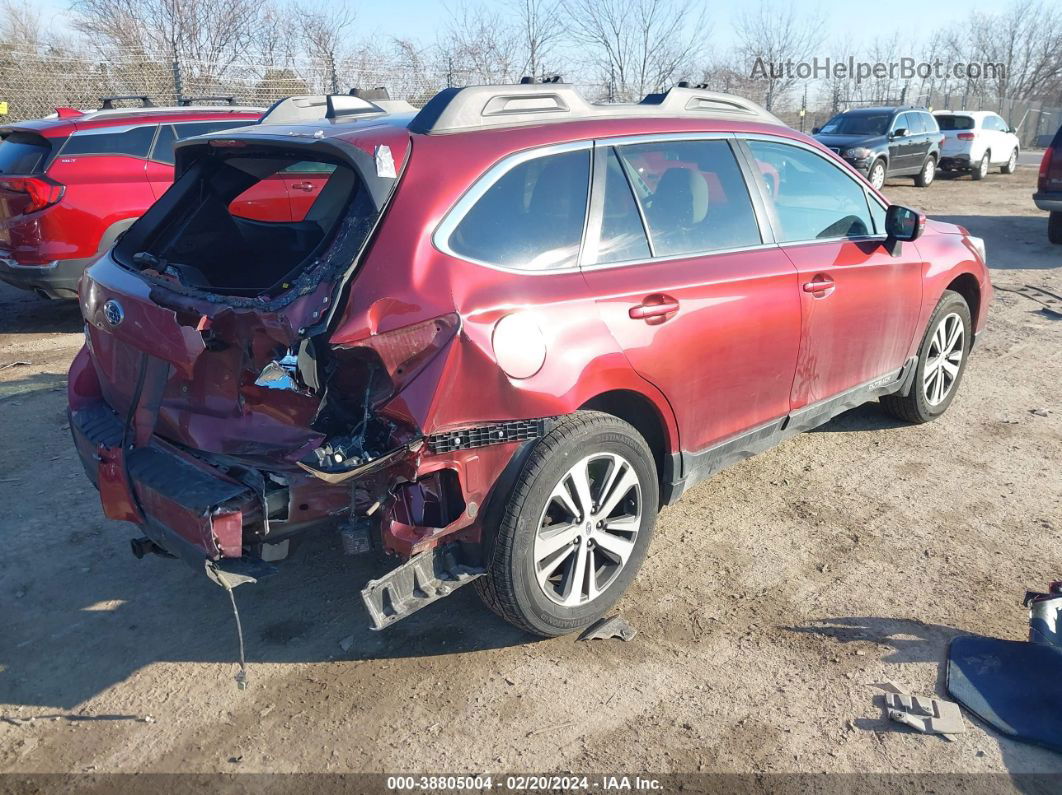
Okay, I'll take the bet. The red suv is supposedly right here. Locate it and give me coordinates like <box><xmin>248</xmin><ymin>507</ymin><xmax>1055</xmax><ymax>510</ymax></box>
<box><xmin>68</xmin><ymin>85</ymin><xmax>991</xmax><ymax>638</ymax></box>
<box><xmin>0</xmin><ymin>96</ymin><xmax>262</xmax><ymax>298</ymax></box>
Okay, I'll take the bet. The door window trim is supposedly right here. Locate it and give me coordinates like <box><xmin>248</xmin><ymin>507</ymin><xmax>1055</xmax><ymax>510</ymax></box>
<box><xmin>432</xmin><ymin>140</ymin><xmax>594</xmax><ymax>275</ymax></box>
<box><xmin>580</xmin><ymin>132</ymin><xmax>777</xmax><ymax>271</ymax></box>
<box><xmin>736</xmin><ymin>133</ymin><xmax>889</xmax><ymax>244</ymax></box>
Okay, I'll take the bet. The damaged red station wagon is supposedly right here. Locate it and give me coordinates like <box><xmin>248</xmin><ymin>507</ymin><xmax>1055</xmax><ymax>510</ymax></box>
<box><xmin>68</xmin><ymin>84</ymin><xmax>991</xmax><ymax>637</ymax></box>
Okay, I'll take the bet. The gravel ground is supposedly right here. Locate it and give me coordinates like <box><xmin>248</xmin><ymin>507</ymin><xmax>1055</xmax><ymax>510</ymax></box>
<box><xmin>0</xmin><ymin>164</ymin><xmax>1060</xmax><ymax>782</ymax></box>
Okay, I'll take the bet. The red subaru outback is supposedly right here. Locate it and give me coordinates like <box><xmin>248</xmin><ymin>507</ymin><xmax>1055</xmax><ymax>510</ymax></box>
<box><xmin>68</xmin><ymin>85</ymin><xmax>991</xmax><ymax>637</ymax></box>
<box><xmin>0</xmin><ymin>96</ymin><xmax>263</xmax><ymax>298</ymax></box>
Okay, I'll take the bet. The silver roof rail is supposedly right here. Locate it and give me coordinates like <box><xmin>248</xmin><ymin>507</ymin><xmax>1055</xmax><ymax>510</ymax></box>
<box><xmin>408</xmin><ymin>83</ymin><xmax>784</xmax><ymax>135</ymax></box>
<box><xmin>259</xmin><ymin>94</ymin><xmax>397</xmax><ymax>125</ymax></box>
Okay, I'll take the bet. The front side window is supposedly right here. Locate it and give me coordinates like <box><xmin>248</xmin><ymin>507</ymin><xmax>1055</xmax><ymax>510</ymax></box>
<box><xmin>613</xmin><ymin>139</ymin><xmax>761</xmax><ymax>257</ymax></box>
<box><xmin>447</xmin><ymin>149</ymin><xmax>590</xmax><ymax>270</ymax></box>
<box><xmin>61</xmin><ymin>125</ymin><xmax>156</xmax><ymax>158</ymax></box>
<box><xmin>747</xmin><ymin>140</ymin><xmax>875</xmax><ymax>243</ymax></box>
<box><xmin>892</xmin><ymin>113</ymin><xmax>914</xmax><ymax>135</ymax></box>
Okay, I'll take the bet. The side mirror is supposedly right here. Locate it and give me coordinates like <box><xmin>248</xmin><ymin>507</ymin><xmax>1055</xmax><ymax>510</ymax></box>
<box><xmin>812</xmin><ymin>126</ymin><xmax>821</xmax><ymax>135</ymax></box>
<box><xmin>890</xmin><ymin>128</ymin><xmax>908</xmax><ymax>139</ymax></box>
<box><xmin>884</xmin><ymin>204</ymin><xmax>925</xmax><ymax>255</ymax></box>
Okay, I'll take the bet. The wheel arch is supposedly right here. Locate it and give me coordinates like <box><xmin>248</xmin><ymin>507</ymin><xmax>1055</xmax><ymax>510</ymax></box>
<box><xmin>945</xmin><ymin>272</ymin><xmax>981</xmax><ymax>328</ymax></box>
<box><xmin>579</xmin><ymin>389</ymin><xmax>672</xmax><ymax>503</ymax></box>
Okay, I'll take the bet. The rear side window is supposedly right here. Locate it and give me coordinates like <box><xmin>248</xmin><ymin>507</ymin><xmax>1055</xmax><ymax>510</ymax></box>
<box><xmin>747</xmin><ymin>140</ymin><xmax>875</xmax><ymax>243</ymax></box>
<box><xmin>921</xmin><ymin>113</ymin><xmax>939</xmax><ymax>132</ymax></box>
<box><xmin>907</xmin><ymin>113</ymin><xmax>927</xmax><ymax>134</ymax></box>
<box><xmin>615</xmin><ymin>139</ymin><xmax>761</xmax><ymax>257</ymax></box>
<box><xmin>936</xmin><ymin>115</ymin><xmax>975</xmax><ymax>131</ymax></box>
<box><xmin>151</xmin><ymin>121</ymin><xmax>251</xmax><ymax>165</ymax></box>
<box><xmin>447</xmin><ymin>149</ymin><xmax>590</xmax><ymax>270</ymax></box>
<box><xmin>0</xmin><ymin>133</ymin><xmax>53</xmax><ymax>175</ymax></box>
<box><xmin>596</xmin><ymin>148</ymin><xmax>652</xmax><ymax>264</ymax></box>
<box><xmin>61</xmin><ymin>126</ymin><xmax>156</xmax><ymax>158</ymax></box>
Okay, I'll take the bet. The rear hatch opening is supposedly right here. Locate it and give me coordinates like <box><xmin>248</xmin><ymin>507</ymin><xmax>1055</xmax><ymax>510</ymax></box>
<box><xmin>113</xmin><ymin>146</ymin><xmax>370</xmax><ymax>298</ymax></box>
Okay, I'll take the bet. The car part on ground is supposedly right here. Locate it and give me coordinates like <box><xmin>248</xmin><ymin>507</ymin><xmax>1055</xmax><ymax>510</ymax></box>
<box><xmin>67</xmin><ymin>81</ymin><xmax>993</xmax><ymax>637</ymax></box>
<box><xmin>885</xmin><ymin>692</ymin><xmax>965</xmax><ymax>738</ymax></box>
<box><xmin>579</xmin><ymin>614</ymin><xmax>638</xmax><ymax>642</ymax></box>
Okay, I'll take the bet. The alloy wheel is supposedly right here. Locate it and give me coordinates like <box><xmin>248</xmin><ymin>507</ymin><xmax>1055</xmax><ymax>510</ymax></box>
<box><xmin>533</xmin><ymin>452</ymin><xmax>643</xmax><ymax>607</ymax></box>
<box><xmin>978</xmin><ymin>154</ymin><xmax>989</xmax><ymax>178</ymax></box>
<box><xmin>922</xmin><ymin>159</ymin><xmax>935</xmax><ymax>185</ymax></box>
<box><xmin>1007</xmin><ymin>151</ymin><xmax>1017</xmax><ymax>172</ymax></box>
<box><xmin>870</xmin><ymin>162</ymin><xmax>885</xmax><ymax>190</ymax></box>
<box><xmin>922</xmin><ymin>312</ymin><xmax>965</xmax><ymax>406</ymax></box>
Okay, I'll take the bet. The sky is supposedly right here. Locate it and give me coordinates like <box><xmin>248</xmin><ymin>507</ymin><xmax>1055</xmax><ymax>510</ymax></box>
<box><xmin>32</xmin><ymin>0</ymin><xmax>1005</xmax><ymax>53</ymax></box>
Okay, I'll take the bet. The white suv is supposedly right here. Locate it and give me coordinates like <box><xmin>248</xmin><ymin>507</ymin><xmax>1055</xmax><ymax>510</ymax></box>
<box><xmin>934</xmin><ymin>110</ymin><xmax>1020</xmax><ymax>180</ymax></box>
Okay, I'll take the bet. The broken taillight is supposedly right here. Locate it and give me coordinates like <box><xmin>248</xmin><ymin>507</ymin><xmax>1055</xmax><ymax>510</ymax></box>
<box><xmin>348</xmin><ymin>313</ymin><xmax>460</xmax><ymax>395</ymax></box>
<box><xmin>0</xmin><ymin>176</ymin><xmax>65</xmax><ymax>213</ymax></box>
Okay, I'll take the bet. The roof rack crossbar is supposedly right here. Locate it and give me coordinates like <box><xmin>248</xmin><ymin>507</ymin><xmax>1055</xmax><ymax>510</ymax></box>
<box><xmin>408</xmin><ymin>83</ymin><xmax>783</xmax><ymax>135</ymax></box>
<box><xmin>100</xmin><ymin>95</ymin><xmax>154</xmax><ymax>110</ymax></box>
<box><xmin>178</xmin><ymin>95</ymin><xmax>237</xmax><ymax>106</ymax></box>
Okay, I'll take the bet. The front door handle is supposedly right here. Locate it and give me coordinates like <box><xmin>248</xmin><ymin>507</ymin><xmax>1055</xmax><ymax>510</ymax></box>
<box><xmin>629</xmin><ymin>294</ymin><xmax>679</xmax><ymax>324</ymax></box>
<box><xmin>802</xmin><ymin>276</ymin><xmax>836</xmax><ymax>295</ymax></box>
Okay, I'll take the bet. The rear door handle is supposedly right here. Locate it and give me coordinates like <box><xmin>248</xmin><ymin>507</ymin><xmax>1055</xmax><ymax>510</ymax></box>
<box><xmin>629</xmin><ymin>295</ymin><xmax>679</xmax><ymax>323</ymax></box>
<box><xmin>291</xmin><ymin>181</ymin><xmax>315</xmax><ymax>192</ymax></box>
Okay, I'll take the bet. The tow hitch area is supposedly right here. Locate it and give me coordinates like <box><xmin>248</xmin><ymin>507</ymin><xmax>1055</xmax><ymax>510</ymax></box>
<box><xmin>361</xmin><ymin>544</ymin><xmax>485</xmax><ymax>630</ymax></box>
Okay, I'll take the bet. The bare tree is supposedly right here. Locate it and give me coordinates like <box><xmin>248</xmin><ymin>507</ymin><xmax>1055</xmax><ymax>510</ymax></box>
<box><xmin>436</xmin><ymin>2</ymin><xmax>523</xmax><ymax>85</ymax></box>
<box><xmin>566</xmin><ymin>0</ymin><xmax>707</xmax><ymax>102</ymax></box>
<box><xmin>297</xmin><ymin>1</ymin><xmax>356</xmax><ymax>94</ymax></box>
<box><xmin>510</xmin><ymin>0</ymin><xmax>565</xmax><ymax>80</ymax></box>
<box><xmin>736</xmin><ymin>0</ymin><xmax>824</xmax><ymax>111</ymax></box>
<box><xmin>73</xmin><ymin>0</ymin><xmax>275</xmax><ymax>79</ymax></box>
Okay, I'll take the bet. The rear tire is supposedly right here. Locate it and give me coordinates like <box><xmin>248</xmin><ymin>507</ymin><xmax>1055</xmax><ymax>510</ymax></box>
<box><xmin>1001</xmin><ymin>148</ymin><xmax>1018</xmax><ymax>174</ymax></box>
<box><xmin>1050</xmin><ymin>212</ymin><xmax>1062</xmax><ymax>245</ymax></box>
<box><xmin>475</xmin><ymin>411</ymin><xmax>658</xmax><ymax>637</ymax></box>
<box><xmin>971</xmin><ymin>152</ymin><xmax>989</xmax><ymax>180</ymax></box>
<box><xmin>914</xmin><ymin>155</ymin><xmax>936</xmax><ymax>187</ymax></box>
<box><xmin>880</xmin><ymin>290</ymin><xmax>972</xmax><ymax>424</ymax></box>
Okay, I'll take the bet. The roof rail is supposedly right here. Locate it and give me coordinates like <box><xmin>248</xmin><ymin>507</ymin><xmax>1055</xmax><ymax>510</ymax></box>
<box><xmin>409</xmin><ymin>82</ymin><xmax>784</xmax><ymax>135</ymax></box>
<box><xmin>178</xmin><ymin>95</ymin><xmax>237</xmax><ymax>107</ymax></box>
<box><xmin>349</xmin><ymin>87</ymin><xmax>390</xmax><ymax>101</ymax></box>
<box><xmin>100</xmin><ymin>95</ymin><xmax>154</xmax><ymax>110</ymax></box>
<box><xmin>259</xmin><ymin>94</ymin><xmax>386</xmax><ymax>125</ymax></box>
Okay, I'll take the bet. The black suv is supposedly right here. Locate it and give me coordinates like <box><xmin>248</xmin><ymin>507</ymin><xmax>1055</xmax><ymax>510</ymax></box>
<box><xmin>1034</xmin><ymin>124</ymin><xmax>1062</xmax><ymax>244</ymax></box>
<box><xmin>813</xmin><ymin>107</ymin><xmax>942</xmax><ymax>190</ymax></box>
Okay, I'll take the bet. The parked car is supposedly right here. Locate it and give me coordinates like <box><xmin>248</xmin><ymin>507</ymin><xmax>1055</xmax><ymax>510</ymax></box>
<box><xmin>0</xmin><ymin>96</ymin><xmax>263</xmax><ymax>298</ymax></box>
<box><xmin>934</xmin><ymin>110</ymin><xmax>1020</xmax><ymax>179</ymax></box>
<box><xmin>1034</xmin><ymin>123</ymin><xmax>1062</xmax><ymax>244</ymax></box>
<box><xmin>68</xmin><ymin>84</ymin><xmax>991</xmax><ymax>638</ymax></box>
<box><xmin>813</xmin><ymin>106</ymin><xmax>943</xmax><ymax>189</ymax></box>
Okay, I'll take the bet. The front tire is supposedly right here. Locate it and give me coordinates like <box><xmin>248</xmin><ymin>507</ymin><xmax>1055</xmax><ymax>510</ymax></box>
<box><xmin>880</xmin><ymin>290</ymin><xmax>972</xmax><ymax>424</ymax></box>
<box><xmin>475</xmin><ymin>411</ymin><xmax>658</xmax><ymax>637</ymax></box>
<box><xmin>1049</xmin><ymin>211</ymin><xmax>1062</xmax><ymax>245</ymax></box>
<box><xmin>1001</xmin><ymin>148</ymin><xmax>1018</xmax><ymax>174</ymax></box>
<box><xmin>914</xmin><ymin>155</ymin><xmax>936</xmax><ymax>187</ymax></box>
<box><xmin>868</xmin><ymin>159</ymin><xmax>886</xmax><ymax>190</ymax></box>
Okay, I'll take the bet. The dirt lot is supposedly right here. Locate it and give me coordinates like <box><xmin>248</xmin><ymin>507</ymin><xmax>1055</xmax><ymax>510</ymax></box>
<box><xmin>1</xmin><ymin>164</ymin><xmax>1060</xmax><ymax>781</ymax></box>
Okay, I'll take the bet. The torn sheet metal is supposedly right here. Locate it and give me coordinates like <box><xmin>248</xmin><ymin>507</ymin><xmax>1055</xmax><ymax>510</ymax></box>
<box><xmin>885</xmin><ymin>692</ymin><xmax>965</xmax><ymax>738</ymax></box>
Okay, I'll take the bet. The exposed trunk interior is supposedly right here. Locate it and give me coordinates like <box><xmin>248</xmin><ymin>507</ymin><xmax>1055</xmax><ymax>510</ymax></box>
<box><xmin>116</xmin><ymin>150</ymin><xmax>370</xmax><ymax>296</ymax></box>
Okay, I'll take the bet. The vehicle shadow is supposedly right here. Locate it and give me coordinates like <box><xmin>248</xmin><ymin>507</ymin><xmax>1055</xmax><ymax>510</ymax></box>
<box><xmin>934</xmin><ymin>214</ymin><xmax>1060</xmax><ymax>270</ymax></box>
<box><xmin>0</xmin><ymin>526</ymin><xmax>533</xmax><ymax>711</ymax></box>
<box><xmin>788</xmin><ymin>616</ymin><xmax>1062</xmax><ymax>782</ymax></box>
<box><xmin>0</xmin><ymin>281</ymin><xmax>82</xmax><ymax>334</ymax></box>
<box><xmin>810</xmin><ymin>401</ymin><xmax>910</xmax><ymax>434</ymax></box>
